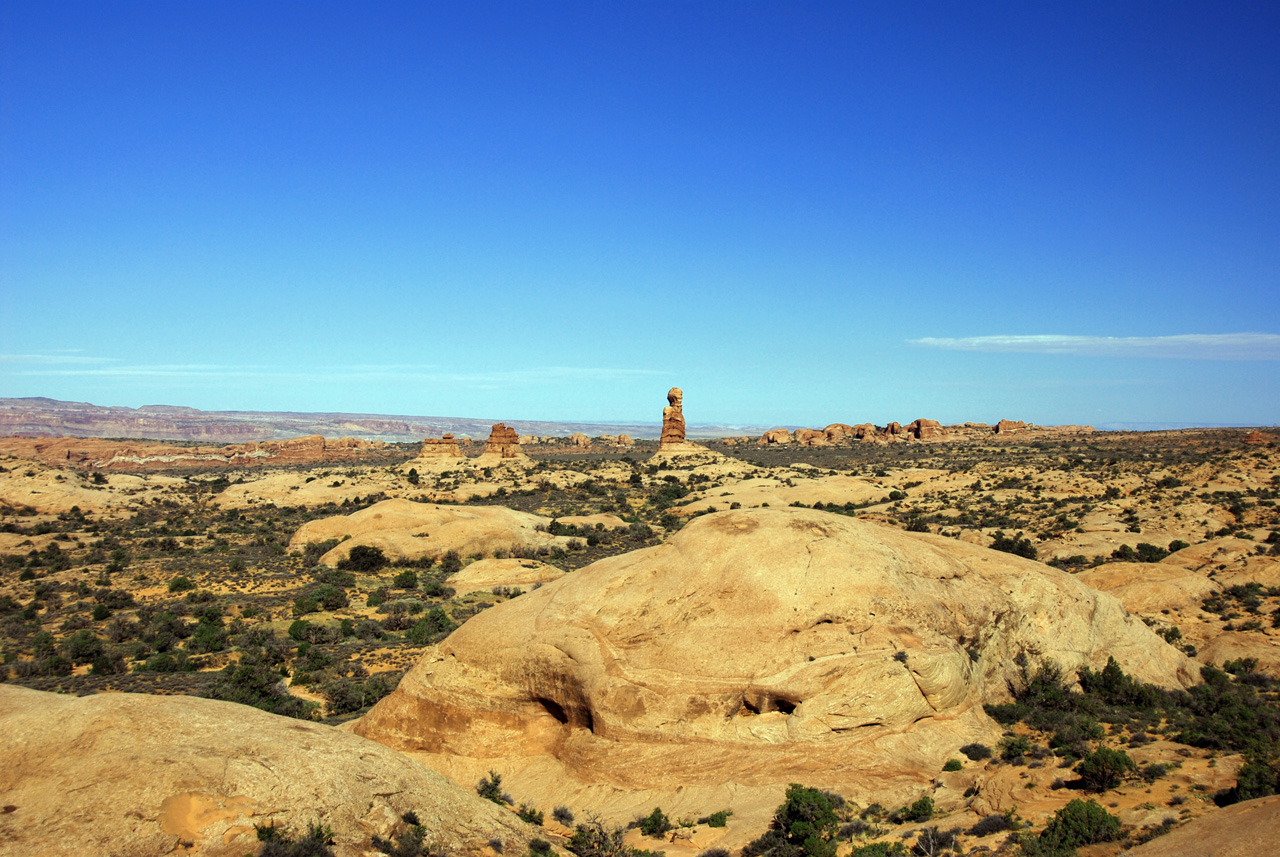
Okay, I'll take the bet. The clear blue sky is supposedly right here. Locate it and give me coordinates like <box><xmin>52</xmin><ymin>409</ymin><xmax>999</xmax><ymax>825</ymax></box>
<box><xmin>2</xmin><ymin>2</ymin><xmax>1277</xmax><ymax>429</ymax></box>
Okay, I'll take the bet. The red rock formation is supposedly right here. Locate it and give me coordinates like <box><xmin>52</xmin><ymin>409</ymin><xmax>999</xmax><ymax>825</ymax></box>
<box><xmin>852</xmin><ymin>423</ymin><xmax>878</xmax><ymax>440</ymax></box>
<box><xmin>908</xmin><ymin>418</ymin><xmax>943</xmax><ymax>440</ymax></box>
<box><xmin>616</xmin><ymin>434</ymin><xmax>634</xmax><ymax>447</ymax></box>
<box><xmin>823</xmin><ymin>423</ymin><xmax>854</xmax><ymax>443</ymax></box>
<box><xmin>758</xmin><ymin>429</ymin><xmax>794</xmax><ymax>446</ymax></box>
<box><xmin>418</xmin><ymin>434</ymin><xmax>463</xmax><ymax>459</ymax></box>
<box><xmin>794</xmin><ymin>428</ymin><xmax>826</xmax><ymax>447</ymax></box>
<box><xmin>659</xmin><ymin>387</ymin><xmax>687</xmax><ymax>449</ymax></box>
<box><xmin>994</xmin><ymin>419</ymin><xmax>1032</xmax><ymax>434</ymax></box>
<box><xmin>482</xmin><ymin>423</ymin><xmax>522</xmax><ymax>459</ymax></box>
<box><xmin>567</xmin><ymin>433</ymin><xmax>591</xmax><ymax>449</ymax></box>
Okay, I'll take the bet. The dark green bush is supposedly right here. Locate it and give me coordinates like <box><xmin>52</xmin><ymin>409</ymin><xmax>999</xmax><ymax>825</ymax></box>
<box><xmin>476</xmin><ymin>770</ymin><xmax>506</xmax><ymax>804</ymax></box>
<box><xmin>990</xmin><ymin>531</ymin><xmax>1037</xmax><ymax>559</ymax></box>
<box><xmin>338</xmin><ymin>545</ymin><xmax>388</xmax><ymax>573</ymax></box>
<box><xmin>743</xmin><ymin>785</ymin><xmax>840</xmax><ymax>857</ymax></box>
<box><xmin>406</xmin><ymin>607</ymin><xmax>456</xmax><ymax>644</ymax></box>
<box><xmin>1036</xmin><ymin>799</ymin><xmax>1120</xmax><ymax>850</ymax></box>
<box><xmin>638</xmin><ymin>807</ymin><xmax>672</xmax><ymax>837</ymax></box>
<box><xmin>1074</xmin><ymin>747</ymin><xmax>1136</xmax><ymax>792</ymax></box>
<box><xmin>168</xmin><ymin>575</ymin><xmax>195</xmax><ymax>592</ymax></box>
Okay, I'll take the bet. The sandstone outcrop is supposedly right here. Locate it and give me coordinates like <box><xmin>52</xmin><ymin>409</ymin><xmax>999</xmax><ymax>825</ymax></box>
<box><xmin>0</xmin><ymin>685</ymin><xmax>539</xmax><ymax>857</ymax></box>
<box><xmin>758</xmin><ymin>428</ymin><xmax>794</xmax><ymax>445</ymax></box>
<box><xmin>445</xmin><ymin>558</ymin><xmax>566</xmax><ymax>596</ymax></box>
<box><xmin>567</xmin><ymin>433</ymin><xmax>591</xmax><ymax>449</ymax></box>
<box><xmin>473</xmin><ymin>423</ymin><xmax>530</xmax><ymax>466</ymax></box>
<box><xmin>659</xmin><ymin>387</ymin><xmax>686</xmax><ymax>448</ymax></box>
<box><xmin>355</xmin><ymin>508</ymin><xmax>1192</xmax><ymax>828</ymax></box>
<box><xmin>794</xmin><ymin>428</ymin><xmax>826</xmax><ymax>447</ymax></box>
<box><xmin>823</xmin><ymin>423</ymin><xmax>854</xmax><ymax>442</ymax></box>
<box><xmin>1126</xmin><ymin>795</ymin><xmax>1280</xmax><ymax>857</ymax></box>
<box><xmin>416</xmin><ymin>433</ymin><xmax>464</xmax><ymax>460</ymax></box>
<box><xmin>994</xmin><ymin>418</ymin><xmax>1034</xmax><ymax>434</ymax></box>
<box><xmin>289</xmin><ymin>499</ymin><xmax>572</xmax><ymax>566</ymax></box>
<box><xmin>908</xmin><ymin>418</ymin><xmax>942</xmax><ymax>439</ymax></box>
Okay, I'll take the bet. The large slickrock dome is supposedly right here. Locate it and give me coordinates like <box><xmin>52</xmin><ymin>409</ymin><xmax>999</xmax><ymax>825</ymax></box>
<box><xmin>354</xmin><ymin>508</ymin><xmax>1193</xmax><ymax>829</ymax></box>
<box><xmin>0</xmin><ymin>686</ymin><xmax>540</xmax><ymax>857</ymax></box>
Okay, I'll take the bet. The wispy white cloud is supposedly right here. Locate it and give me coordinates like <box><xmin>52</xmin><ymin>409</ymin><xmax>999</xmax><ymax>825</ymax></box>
<box><xmin>907</xmin><ymin>333</ymin><xmax>1280</xmax><ymax>361</ymax></box>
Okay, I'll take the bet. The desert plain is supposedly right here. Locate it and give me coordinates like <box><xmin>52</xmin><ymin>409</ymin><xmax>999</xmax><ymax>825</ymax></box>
<box><xmin>1</xmin><ymin>421</ymin><xmax>1278</xmax><ymax>857</ymax></box>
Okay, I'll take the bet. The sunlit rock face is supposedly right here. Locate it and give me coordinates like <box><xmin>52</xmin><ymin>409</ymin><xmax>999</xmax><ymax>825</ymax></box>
<box><xmin>355</xmin><ymin>508</ymin><xmax>1193</xmax><ymax>818</ymax></box>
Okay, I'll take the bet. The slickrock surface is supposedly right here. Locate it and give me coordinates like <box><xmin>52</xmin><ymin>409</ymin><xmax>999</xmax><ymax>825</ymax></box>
<box><xmin>354</xmin><ymin>508</ymin><xmax>1192</xmax><ymax>832</ymax></box>
<box><xmin>1126</xmin><ymin>795</ymin><xmax>1280</xmax><ymax>857</ymax></box>
<box><xmin>445</xmin><ymin>557</ymin><xmax>566</xmax><ymax>596</ymax></box>
<box><xmin>416</xmin><ymin>433</ymin><xmax>464</xmax><ymax>460</ymax></box>
<box><xmin>289</xmin><ymin>498</ymin><xmax>573</xmax><ymax>565</ymax></box>
<box><xmin>0</xmin><ymin>685</ymin><xmax>539</xmax><ymax>857</ymax></box>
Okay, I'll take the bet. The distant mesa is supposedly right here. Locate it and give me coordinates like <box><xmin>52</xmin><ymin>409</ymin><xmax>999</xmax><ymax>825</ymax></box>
<box><xmin>353</xmin><ymin>508</ymin><xmax>1192</xmax><ymax>827</ymax></box>
<box><xmin>0</xmin><ymin>434</ymin><xmax>388</xmax><ymax>471</ymax></box>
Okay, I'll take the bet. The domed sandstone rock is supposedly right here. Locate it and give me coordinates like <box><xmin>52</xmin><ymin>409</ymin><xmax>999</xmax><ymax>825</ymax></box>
<box><xmin>355</xmin><ymin>508</ymin><xmax>1193</xmax><ymax>826</ymax></box>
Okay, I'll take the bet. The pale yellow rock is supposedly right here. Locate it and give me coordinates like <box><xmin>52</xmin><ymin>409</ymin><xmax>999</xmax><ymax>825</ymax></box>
<box><xmin>0</xmin><ymin>685</ymin><xmax>540</xmax><ymax>857</ymax></box>
<box><xmin>355</xmin><ymin>508</ymin><xmax>1193</xmax><ymax>833</ymax></box>
<box><xmin>679</xmin><ymin>474</ymin><xmax>885</xmax><ymax>514</ymax></box>
<box><xmin>288</xmin><ymin>498</ymin><xmax>572</xmax><ymax>566</ymax></box>
<box><xmin>1126</xmin><ymin>795</ymin><xmax>1280</xmax><ymax>857</ymax></box>
<box><xmin>447</xmin><ymin>558</ymin><xmax>566</xmax><ymax>596</ymax></box>
<box><xmin>1076</xmin><ymin>562</ymin><xmax>1221</xmax><ymax>613</ymax></box>
<box><xmin>0</xmin><ymin>459</ymin><xmax>183</xmax><ymax>516</ymax></box>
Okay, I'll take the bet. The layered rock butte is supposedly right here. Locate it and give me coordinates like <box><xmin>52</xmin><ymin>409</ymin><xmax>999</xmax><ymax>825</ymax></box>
<box><xmin>354</xmin><ymin>508</ymin><xmax>1192</xmax><ymax>832</ymax></box>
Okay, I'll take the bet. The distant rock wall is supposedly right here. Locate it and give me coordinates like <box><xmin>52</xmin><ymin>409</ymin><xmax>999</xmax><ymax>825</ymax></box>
<box><xmin>757</xmin><ymin>419</ymin><xmax>1094</xmax><ymax>446</ymax></box>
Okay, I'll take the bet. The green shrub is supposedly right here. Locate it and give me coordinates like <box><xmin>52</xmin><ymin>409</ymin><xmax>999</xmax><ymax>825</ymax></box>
<box><xmin>899</xmin><ymin>795</ymin><xmax>933</xmax><ymax>823</ymax></box>
<box><xmin>942</xmin><ymin>759</ymin><xmax>962</xmax><ymax>772</ymax></box>
<box><xmin>1074</xmin><ymin>747</ymin><xmax>1136</xmax><ymax>792</ymax></box>
<box><xmin>168</xmin><ymin>575</ymin><xmax>195</xmax><ymax>592</ymax></box>
<box><xmin>392</xmin><ymin>569</ymin><xmax>418</xmax><ymax>589</ymax></box>
<box><xmin>338</xmin><ymin>545</ymin><xmax>388</xmax><ymax>573</ymax></box>
<box><xmin>706</xmin><ymin>810</ymin><xmax>731</xmax><ymax>828</ymax></box>
<box><xmin>639</xmin><ymin>807</ymin><xmax>672</xmax><ymax>837</ymax></box>
<box><xmin>1036</xmin><ymin>799</ymin><xmax>1120</xmax><ymax>850</ymax></box>
<box><xmin>519</xmin><ymin>804</ymin><xmax>545</xmax><ymax>826</ymax></box>
<box><xmin>476</xmin><ymin>770</ymin><xmax>506</xmax><ymax>804</ymax></box>
<box><xmin>63</xmin><ymin>630</ymin><xmax>104</xmax><ymax>664</ymax></box>
<box><xmin>990</xmin><ymin>531</ymin><xmax>1037</xmax><ymax>559</ymax></box>
<box><xmin>743</xmin><ymin>785</ymin><xmax>839</xmax><ymax>857</ymax></box>
<box><xmin>960</xmin><ymin>742</ymin><xmax>992</xmax><ymax>761</ymax></box>
<box><xmin>407</xmin><ymin>607</ymin><xmax>456</xmax><ymax>644</ymax></box>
